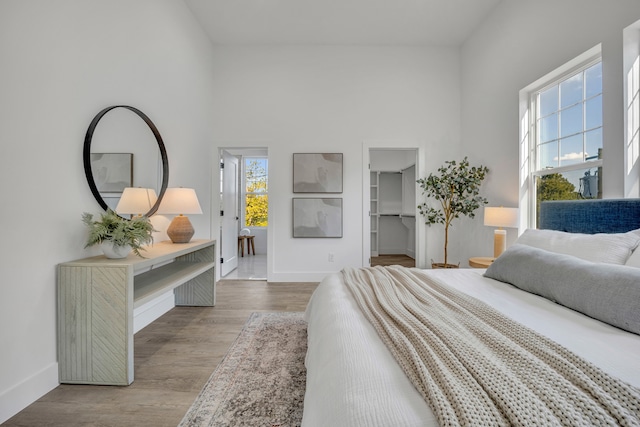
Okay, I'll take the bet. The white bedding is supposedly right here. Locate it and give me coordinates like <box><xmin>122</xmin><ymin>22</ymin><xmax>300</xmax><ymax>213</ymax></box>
<box><xmin>302</xmin><ymin>268</ymin><xmax>640</xmax><ymax>427</ymax></box>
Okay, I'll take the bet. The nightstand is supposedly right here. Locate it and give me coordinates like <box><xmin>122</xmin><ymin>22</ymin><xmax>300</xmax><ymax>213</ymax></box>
<box><xmin>468</xmin><ymin>257</ymin><xmax>495</xmax><ymax>268</ymax></box>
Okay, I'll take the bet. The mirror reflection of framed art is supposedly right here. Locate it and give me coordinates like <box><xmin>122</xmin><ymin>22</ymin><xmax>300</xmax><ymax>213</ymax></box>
<box><xmin>90</xmin><ymin>152</ymin><xmax>133</xmax><ymax>193</ymax></box>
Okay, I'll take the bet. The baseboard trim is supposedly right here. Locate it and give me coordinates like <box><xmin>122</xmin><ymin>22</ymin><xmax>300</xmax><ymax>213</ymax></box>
<box><xmin>0</xmin><ymin>362</ymin><xmax>58</xmax><ymax>424</ymax></box>
<box><xmin>133</xmin><ymin>290</ymin><xmax>175</xmax><ymax>333</ymax></box>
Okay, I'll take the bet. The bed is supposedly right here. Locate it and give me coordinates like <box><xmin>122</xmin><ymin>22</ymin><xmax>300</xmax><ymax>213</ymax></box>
<box><xmin>302</xmin><ymin>199</ymin><xmax>640</xmax><ymax>426</ymax></box>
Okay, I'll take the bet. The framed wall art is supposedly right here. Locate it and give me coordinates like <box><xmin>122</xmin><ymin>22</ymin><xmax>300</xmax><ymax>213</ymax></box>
<box><xmin>293</xmin><ymin>198</ymin><xmax>343</xmax><ymax>238</ymax></box>
<box><xmin>90</xmin><ymin>152</ymin><xmax>133</xmax><ymax>193</ymax></box>
<box><xmin>293</xmin><ymin>153</ymin><xmax>343</xmax><ymax>193</ymax></box>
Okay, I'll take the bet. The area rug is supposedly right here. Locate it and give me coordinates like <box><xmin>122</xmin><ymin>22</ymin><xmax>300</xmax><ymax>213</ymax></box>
<box><xmin>178</xmin><ymin>312</ymin><xmax>307</xmax><ymax>427</ymax></box>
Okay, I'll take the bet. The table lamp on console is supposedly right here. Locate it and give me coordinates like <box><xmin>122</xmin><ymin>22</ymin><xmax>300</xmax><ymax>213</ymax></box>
<box><xmin>484</xmin><ymin>206</ymin><xmax>519</xmax><ymax>258</ymax></box>
<box><xmin>115</xmin><ymin>187</ymin><xmax>157</xmax><ymax>218</ymax></box>
<box><xmin>157</xmin><ymin>187</ymin><xmax>202</xmax><ymax>243</ymax></box>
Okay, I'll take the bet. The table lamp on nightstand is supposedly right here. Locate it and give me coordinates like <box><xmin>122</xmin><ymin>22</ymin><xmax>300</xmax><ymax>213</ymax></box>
<box><xmin>157</xmin><ymin>187</ymin><xmax>202</xmax><ymax>243</ymax></box>
<box><xmin>484</xmin><ymin>206</ymin><xmax>519</xmax><ymax>258</ymax></box>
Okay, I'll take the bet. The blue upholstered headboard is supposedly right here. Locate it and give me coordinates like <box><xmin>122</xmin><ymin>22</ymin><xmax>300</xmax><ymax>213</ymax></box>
<box><xmin>539</xmin><ymin>199</ymin><xmax>640</xmax><ymax>234</ymax></box>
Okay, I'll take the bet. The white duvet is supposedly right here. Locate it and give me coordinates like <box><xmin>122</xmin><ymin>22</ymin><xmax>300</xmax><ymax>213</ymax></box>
<box><xmin>302</xmin><ymin>268</ymin><xmax>640</xmax><ymax>427</ymax></box>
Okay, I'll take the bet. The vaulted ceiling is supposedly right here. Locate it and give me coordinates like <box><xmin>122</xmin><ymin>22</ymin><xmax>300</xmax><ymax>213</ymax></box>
<box><xmin>184</xmin><ymin>0</ymin><xmax>502</xmax><ymax>46</ymax></box>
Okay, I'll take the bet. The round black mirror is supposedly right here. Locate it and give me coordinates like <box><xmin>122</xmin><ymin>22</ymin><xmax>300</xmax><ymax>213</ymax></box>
<box><xmin>83</xmin><ymin>105</ymin><xmax>169</xmax><ymax>216</ymax></box>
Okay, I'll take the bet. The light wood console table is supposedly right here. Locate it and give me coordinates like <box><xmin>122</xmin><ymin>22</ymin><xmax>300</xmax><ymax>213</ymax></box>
<box><xmin>57</xmin><ymin>239</ymin><xmax>215</xmax><ymax>385</ymax></box>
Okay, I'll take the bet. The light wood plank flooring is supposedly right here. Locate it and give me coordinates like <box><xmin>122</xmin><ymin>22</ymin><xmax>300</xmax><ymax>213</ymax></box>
<box><xmin>371</xmin><ymin>254</ymin><xmax>415</xmax><ymax>267</ymax></box>
<box><xmin>4</xmin><ymin>280</ymin><xmax>318</xmax><ymax>427</ymax></box>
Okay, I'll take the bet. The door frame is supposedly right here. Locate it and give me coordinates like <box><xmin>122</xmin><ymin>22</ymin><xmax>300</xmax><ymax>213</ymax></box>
<box><xmin>362</xmin><ymin>141</ymin><xmax>425</xmax><ymax>268</ymax></box>
<box><xmin>218</xmin><ymin>147</ymin><xmax>269</xmax><ymax>279</ymax></box>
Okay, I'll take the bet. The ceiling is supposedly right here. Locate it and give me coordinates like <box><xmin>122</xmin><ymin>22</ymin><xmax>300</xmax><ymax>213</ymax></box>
<box><xmin>183</xmin><ymin>0</ymin><xmax>502</xmax><ymax>46</ymax></box>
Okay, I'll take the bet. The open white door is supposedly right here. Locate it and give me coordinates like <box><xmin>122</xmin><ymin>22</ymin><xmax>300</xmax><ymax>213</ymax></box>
<box><xmin>220</xmin><ymin>150</ymin><xmax>239</xmax><ymax>276</ymax></box>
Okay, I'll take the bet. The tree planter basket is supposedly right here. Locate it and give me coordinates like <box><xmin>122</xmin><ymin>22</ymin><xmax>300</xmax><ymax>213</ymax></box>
<box><xmin>431</xmin><ymin>261</ymin><xmax>460</xmax><ymax>269</ymax></box>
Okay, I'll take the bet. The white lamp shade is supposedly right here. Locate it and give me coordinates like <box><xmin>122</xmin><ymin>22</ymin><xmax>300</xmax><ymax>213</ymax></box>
<box><xmin>484</xmin><ymin>207</ymin><xmax>519</xmax><ymax>228</ymax></box>
<box><xmin>157</xmin><ymin>188</ymin><xmax>203</xmax><ymax>215</ymax></box>
<box><xmin>115</xmin><ymin>187</ymin><xmax>157</xmax><ymax>215</ymax></box>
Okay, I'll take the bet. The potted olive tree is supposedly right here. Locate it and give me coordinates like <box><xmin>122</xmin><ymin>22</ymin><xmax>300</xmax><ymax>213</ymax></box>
<box><xmin>82</xmin><ymin>209</ymin><xmax>155</xmax><ymax>258</ymax></box>
<box><xmin>417</xmin><ymin>157</ymin><xmax>489</xmax><ymax>268</ymax></box>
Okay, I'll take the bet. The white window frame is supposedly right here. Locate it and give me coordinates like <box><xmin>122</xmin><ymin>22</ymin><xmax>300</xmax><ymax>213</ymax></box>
<box><xmin>623</xmin><ymin>21</ymin><xmax>640</xmax><ymax>196</ymax></box>
<box><xmin>627</xmin><ymin>56</ymin><xmax>640</xmax><ymax>174</ymax></box>
<box><xmin>520</xmin><ymin>45</ymin><xmax>603</xmax><ymax>229</ymax></box>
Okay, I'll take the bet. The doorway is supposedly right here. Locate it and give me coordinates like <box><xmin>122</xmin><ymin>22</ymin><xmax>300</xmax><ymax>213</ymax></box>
<box><xmin>219</xmin><ymin>148</ymin><xmax>268</xmax><ymax>280</ymax></box>
<box><xmin>366</xmin><ymin>147</ymin><xmax>418</xmax><ymax>268</ymax></box>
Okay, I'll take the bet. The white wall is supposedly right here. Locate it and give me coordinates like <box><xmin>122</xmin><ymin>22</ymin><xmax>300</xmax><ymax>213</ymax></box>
<box><xmin>0</xmin><ymin>1</ymin><xmax>217</xmax><ymax>422</ymax></box>
<box><xmin>209</xmin><ymin>46</ymin><xmax>462</xmax><ymax>279</ymax></box>
<box><xmin>459</xmin><ymin>0</ymin><xmax>640</xmax><ymax>265</ymax></box>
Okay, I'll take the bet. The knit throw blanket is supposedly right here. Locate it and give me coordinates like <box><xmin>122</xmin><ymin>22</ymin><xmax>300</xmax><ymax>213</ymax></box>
<box><xmin>342</xmin><ymin>266</ymin><xmax>640</xmax><ymax>427</ymax></box>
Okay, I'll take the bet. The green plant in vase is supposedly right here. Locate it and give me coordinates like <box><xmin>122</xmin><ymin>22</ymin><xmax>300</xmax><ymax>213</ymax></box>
<box><xmin>82</xmin><ymin>209</ymin><xmax>155</xmax><ymax>258</ymax></box>
<box><xmin>417</xmin><ymin>157</ymin><xmax>489</xmax><ymax>268</ymax></box>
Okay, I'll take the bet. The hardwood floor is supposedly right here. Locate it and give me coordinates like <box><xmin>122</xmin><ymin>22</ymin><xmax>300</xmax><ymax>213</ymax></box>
<box><xmin>4</xmin><ymin>280</ymin><xmax>318</xmax><ymax>427</ymax></box>
<box><xmin>371</xmin><ymin>254</ymin><xmax>415</xmax><ymax>267</ymax></box>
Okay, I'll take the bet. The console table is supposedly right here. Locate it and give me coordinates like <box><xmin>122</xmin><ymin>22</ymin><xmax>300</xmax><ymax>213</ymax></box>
<box><xmin>57</xmin><ymin>239</ymin><xmax>215</xmax><ymax>385</ymax></box>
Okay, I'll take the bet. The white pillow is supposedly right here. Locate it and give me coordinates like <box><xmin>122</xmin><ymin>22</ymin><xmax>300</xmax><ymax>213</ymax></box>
<box><xmin>515</xmin><ymin>228</ymin><xmax>640</xmax><ymax>265</ymax></box>
<box><xmin>625</xmin><ymin>248</ymin><xmax>640</xmax><ymax>268</ymax></box>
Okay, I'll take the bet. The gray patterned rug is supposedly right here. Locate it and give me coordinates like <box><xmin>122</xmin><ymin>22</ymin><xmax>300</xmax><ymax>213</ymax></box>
<box><xmin>179</xmin><ymin>312</ymin><xmax>307</xmax><ymax>427</ymax></box>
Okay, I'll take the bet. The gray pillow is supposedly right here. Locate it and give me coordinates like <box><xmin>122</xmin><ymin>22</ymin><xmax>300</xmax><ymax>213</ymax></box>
<box><xmin>484</xmin><ymin>244</ymin><xmax>640</xmax><ymax>335</ymax></box>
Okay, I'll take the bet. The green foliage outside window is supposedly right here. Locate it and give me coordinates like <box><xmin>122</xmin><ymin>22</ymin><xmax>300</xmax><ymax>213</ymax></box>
<box><xmin>535</xmin><ymin>173</ymin><xmax>580</xmax><ymax>225</ymax></box>
<box><xmin>245</xmin><ymin>159</ymin><xmax>268</xmax><ymax>227</ymax></box>
<box><xmin>536</xmin><ymin>173</ymin><xmax>580</xmax><ymax>202</ymax></box>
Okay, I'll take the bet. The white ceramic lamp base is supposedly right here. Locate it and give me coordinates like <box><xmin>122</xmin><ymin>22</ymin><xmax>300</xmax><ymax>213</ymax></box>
<box><xmin>167</xmin><ymin>215</ymin><xmax>194</xmax><ymax>243</ymax></box>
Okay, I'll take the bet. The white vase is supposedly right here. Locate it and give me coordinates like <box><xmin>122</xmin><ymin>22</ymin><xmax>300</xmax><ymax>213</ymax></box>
<box><xmin>100</xmin><ymin>242</ymin><xmax>132</xmax><ymax>259</ymax></box>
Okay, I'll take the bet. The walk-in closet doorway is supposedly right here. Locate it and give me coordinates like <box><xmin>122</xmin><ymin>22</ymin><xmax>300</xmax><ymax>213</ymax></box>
<box><xmin>365</xmin><ymin>146</ymin><xmax>420</xmax><ymax>268</ymax></box>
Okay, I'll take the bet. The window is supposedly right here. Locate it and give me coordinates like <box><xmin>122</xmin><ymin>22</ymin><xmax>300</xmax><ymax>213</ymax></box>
<box><xmin>527</xmin><ymin>58</ymin><xmax>603</xmax><ymax>225</ymax></box>
<box><xmin>627</xmin><ymin>56</ymin><xmax>640</xmax><ymax>173</ymax></box>
<box><xmin>244</xmin><ymin>157</ymin><xmax>268</xmax><ymax>227</ymax></box>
